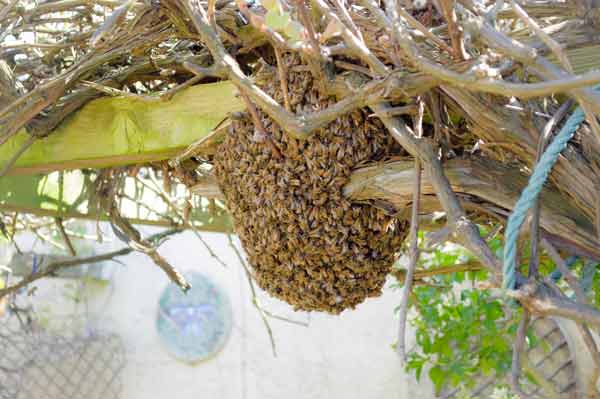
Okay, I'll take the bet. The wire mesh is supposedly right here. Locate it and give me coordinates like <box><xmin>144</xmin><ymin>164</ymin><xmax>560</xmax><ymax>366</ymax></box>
<box><xmin>0</xmin><ymin>308</ymin><xmax>125</xmax><ymax>399</ymax></box>
<box><xmin>440</xmin><ymin>317</ymin><xmax>577</xmax><ymax>399</ymax></box>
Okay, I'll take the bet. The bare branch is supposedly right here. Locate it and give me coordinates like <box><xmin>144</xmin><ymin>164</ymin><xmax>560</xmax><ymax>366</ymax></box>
<box><xmin>511</xmin><ymin>310</ymin><xmax>533</xmax><ymax>399</ymax></box>
<box><xmin>227</xmin><ymin>233</ymin><xmax>277</xmax><ymax>356</ymax></box>
<box><xmin>0</xmin><ymin>229</ymin><xmax>183</xmax><ymax>299</ymax></box>
<box><xmin>103</xmin><ymin>191</ymin><xmax>190</xmax><ymax>292</ymax></box>
<box><xmin>55</xmin><ymin>217</ymin><xmax>77</xmax><ymax>257</ymax></box>
<box><xmin>437</xmin><ymin>0</ymin><xmax>468</xmax><ymax>60</ymax></box>
<box><xmin>511</xmin><ymin>0</ymin><xmax>600</xmax><ymax>148</ymax></box>
<box><xmin>509</xmin><ymin>283</ymin><xmax>600</xmax><ymax>329</ymax></box>
<box><xmin>396</xmin><ymin>3</ymin><xmax>454</xmax><ymax>54</ymax></box>
<box><xmin>396</xmin><ymin>100</ymin><xmax>424</xmax><ymax>362</ymax></box>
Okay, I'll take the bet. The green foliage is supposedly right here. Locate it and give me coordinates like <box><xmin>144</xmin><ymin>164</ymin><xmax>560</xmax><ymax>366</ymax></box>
<box><xmin>400</xmin><ymin>224</ymin><xmax>600</xmax><ymax>395</ymax></box>
<box><xmin>593</xmin><ymin>267</ymin><xmax>600</xmax><ymax>307</ymax></box>
<box><xmin>261</xmin><ymin>0</ymin><xmax>304</xmax><ymax>42</ymax></box>
<box><xmin>400</xmin><ymin>226</ymin><xmax>522</xmax><ymax>394</ymax></box>
<box><xmin>406</xmin><ymin>287</ymin><xmax>513</xmax><ymax>393</ymax></box>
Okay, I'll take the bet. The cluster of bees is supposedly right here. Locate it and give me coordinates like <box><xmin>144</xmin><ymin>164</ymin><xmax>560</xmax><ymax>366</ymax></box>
<box><xmin>215</xmin><ymin>56</ymin><xmax>407</xmax><ymax>313</ymax></box>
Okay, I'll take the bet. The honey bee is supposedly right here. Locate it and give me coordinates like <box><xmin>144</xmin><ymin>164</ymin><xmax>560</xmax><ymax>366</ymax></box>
<box><xmin>212</xmin><ymin>55</ymin><xmax>407</xmax><ymax>314</ymax></box>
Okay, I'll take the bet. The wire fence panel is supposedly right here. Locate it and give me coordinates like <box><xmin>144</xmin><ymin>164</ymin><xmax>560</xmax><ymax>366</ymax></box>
<box><xmin>0</xmin><ymin>310</ymin><xmax>125</xmax><ymax>399</ymax></box>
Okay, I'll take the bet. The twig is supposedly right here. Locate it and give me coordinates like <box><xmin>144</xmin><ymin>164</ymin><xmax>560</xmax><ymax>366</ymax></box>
<box><xmin>295</xmin><ymin>0</ymin><xmax>325</xmax><ymax>90</ymax></box>
<box><xmin>273</xmin><ymin>45</ymin><xmax>291</xmax><ymax>111</ymax></box>
<box><xmin>511</xmin><ymin>0</ymin><xmax>600</xmax><ymax>150</ymax></box>
<box><xmin>511</xmin><ymin>310</ymin><xmax>533</xmax><ymax>399</ymax></box>
<box><xmin>160</xmin><ymin>75</ymin><xmax>204</xmax><ymax>101</ymax></box>
<box><xmin>227</xmin><ymin>234</ymin><xmax>277</xmax><ymax>356</ymax></box>
<box><xmin>392</xmin><ymin>262</ymin><xmax>483</xmax><ymax>284</ymax></box>
<box><xmin>0</xmin><ymin>228</ymin><xmax>183</xmax><ymax>298</ymax></box>
<box><xmin>260</xmin><ymin>309</ymin><xmax>309</xmax><ymax>327</ymax></box>
<box><xmin>334</xmin><ymin>60</ymin><xmax>375</xmax><ymax>77</ymax></box>
<box><xmin>437</xmin><ymin>0</ymin><xmax>467</xmax><ymax>60</ymax></box>
<box><xmin>89</xmin><ymin>0</ymin><xmax>135</xmax><ymax>48</ymax></box>
<box><xmin>31</xmin><ymin>228</ymin><xmax>66</xmax><ymax>252</ymax></box>
<box><xmin>396</xmin><ymin>100</ymin><xmax>424</xmax><ymax>362</ymax></box>
<box><xmin>104</xmin><ymin>193</ymin><xmax>190</xmax><ymax>292</ymax></box>
<box><xmin>0</xmin><ymin>0</ymin><xmax>18</xmax><ymax>22</ymax></box>
<box><xmin>139</xmin><ymin>172</ymin><xmax>230</xmax><ymax>268</ymax></box>
<box><xmin>510</xmin><ymin>1</ymin><xmax>572</xmax><ymax>74</ymax></box>
<box><xmin>542</xmin><ymin>238</ymin><xmax>586</xmax><ymax>301</ymax></box>
<box><xmin>239</xmin><ymin>91</ymin><xmax>269</xmax><ymax>142</ymax></box>
<box><xmin>80</xmin><ymin>80</ymin><xmax>161</xmax><ymax>101</ymax></box>
<box><xmin>366</xmin><ymin>0</ymin><xmax>600</xmax><ymax>99</ymax></box>
<box><xmin>396</xmin><ymin>3</ymin><xmax>454</xmax><ymax>54</ymax></box>
<box><xmin>468</xmin><ymin>15</ymin><xmax>600</xmax><ymax>115</ymax></box>
<box><xmin>182</xmin><ymin>62</ymin><xmax>226</xmax><ymax>80</ymax></box>
<box><xmin>368</xmin><ymin>104</ymin><xmax>417</xmax><ymax>117</ymax></box>
<box><xmin>314</xmin><ymin>0</ymin><xmax>388</xmax><ymax>75</ymax></box>
<box><xmin>372</xmin><ymin>103</ymin><xmax>502</xmax><ymax>276</ymax></box>
<box><xmin>541</xmin><ymin>238</ymin><xmax>600</xmax><ymax>367</ymax></box>
<box><xmin>54</xmin><ymin>217</ymin><xmax>77</xmax><ymax>257</ymax></box>
<box><xmin>332</xmin><ymin>0</ymin><xmax>363</xmax><ymax>42</ymax></box>
<box><xmin>170</xmin><ymin>118</ymin><xmax>229</xmax><ymax>165</ymax></box>
<box><xmin>207</xmin><ymin>0</ymin><xmax>217</xmax><ymax>31</ymax></box>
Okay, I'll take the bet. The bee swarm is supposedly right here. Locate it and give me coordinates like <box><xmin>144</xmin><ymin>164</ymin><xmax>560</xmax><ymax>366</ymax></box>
<box><xmin>214</xmin><ymin>57</ymin><xmax>408</xmax><ymax>313</ymax></box>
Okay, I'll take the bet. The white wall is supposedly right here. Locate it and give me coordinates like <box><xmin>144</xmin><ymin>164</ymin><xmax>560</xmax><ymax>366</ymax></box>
<box><xmin>13</xmin><ymin>229</ymin><xmax>434</xmax><ymax>399</ymax></box>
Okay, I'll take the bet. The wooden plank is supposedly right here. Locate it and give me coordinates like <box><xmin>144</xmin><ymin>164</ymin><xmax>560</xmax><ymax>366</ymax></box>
<box><xmin>1</xmin><ymin>81</ymin><xmax>243</xmax><ymax>175</ymax></box>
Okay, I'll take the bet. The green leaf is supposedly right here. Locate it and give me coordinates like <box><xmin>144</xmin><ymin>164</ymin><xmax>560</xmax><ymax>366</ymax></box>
<box><xmin>407</xmin><ymin>355</ymin><xmax>426</xmax><ymax>381</ymax></box>
<box><xmin>421</xmin><ymin>332</ymin><xmax>432</xmax><ymax>353</ymax></box>
<box><xmin>429</xmin><ymin>365</ymin><xmax>445</xmax><ymax>393</ymax></box>
<box><xmin>261</xmin><ymin>0</ymin><xmax>278</xmax><ymax>12</ymax></box>
<box><xmin>265</xmin><ymin>10</ymin><xmax>291</xmax><ymax>32</ymax></box>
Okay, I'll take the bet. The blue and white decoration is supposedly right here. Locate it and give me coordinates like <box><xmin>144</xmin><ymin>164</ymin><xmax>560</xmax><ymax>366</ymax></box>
<box><xmin>156</xmin><ymin>272</ymin><xmax>232</xmax><ymax>363</ymax></box>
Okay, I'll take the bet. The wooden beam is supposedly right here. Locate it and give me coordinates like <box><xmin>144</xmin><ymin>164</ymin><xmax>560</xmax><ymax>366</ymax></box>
<box><xmin>1</xmin><ymin>81</ymin><xmax>243</xmax><ymax>175</ymax></box>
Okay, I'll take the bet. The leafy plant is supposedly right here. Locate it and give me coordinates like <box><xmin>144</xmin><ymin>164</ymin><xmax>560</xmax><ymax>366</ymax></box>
<box><xmin>406</xmin><ymin>286</ymin><xmax>513</xmax><ymax>393</ymax></box>
<box><xmin>400</xmin><ymin>230</ymin><xmax>521</xmax><ymax>395</ymax></box>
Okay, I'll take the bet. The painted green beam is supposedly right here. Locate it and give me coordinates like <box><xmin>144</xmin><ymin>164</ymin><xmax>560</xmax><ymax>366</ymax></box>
<box><xmin>1</xmin><ymin>81</ymin><xmax>243</xmax><ymax>175</ymax></box>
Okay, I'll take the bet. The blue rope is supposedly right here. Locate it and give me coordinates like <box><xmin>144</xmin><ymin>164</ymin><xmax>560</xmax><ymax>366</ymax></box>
<box><xmin>503</xmin><ymin>106</ymin><xmax>586</xmax><ymax>289</ymax></box>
